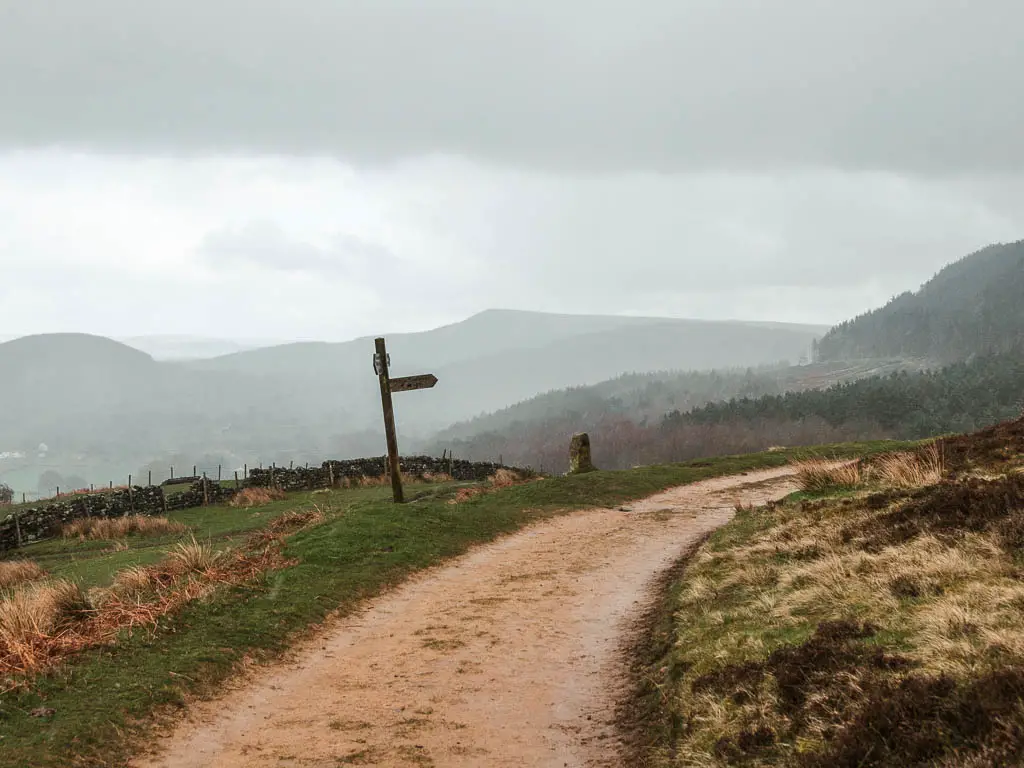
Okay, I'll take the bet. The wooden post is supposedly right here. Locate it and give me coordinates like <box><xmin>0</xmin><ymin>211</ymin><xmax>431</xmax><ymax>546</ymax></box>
<box><xmin>193</xmin><ymin>465</ymin><xmax>197</xmax><ymax>478</ymax></box>
<box><xmin>202</xmin><ymin>472</ymin><xmax>209</xmax><ymax>506</ymax></box>
<box><xmin>148</xmin><ymin>470</ymin><xmax>152</xmax><ymax>486</ymax></box>
<box><xmin>290</xmin><ymin>460</ymin><xmax>293</xmax><ymax>469</ymax></box>
<box><xmin>376</xmin><ymin>337</ymin><xmax>404</xmax><ymax>503</ymax></box>
<box><xmin>218</xmin><ymin>464</ymin><xmax>222</xmax><ymax>482</ymax></box>
<box><xmin>56</xmin><ymin>486</ymin><xmax>60</xmax><ymax>498</ymax></box>
<box><xmin>244</xmin><ymin>463</ymin><xmax>248</xmax><ymax>479</ymax></box>
<box><xmin>161</xmin><ymin>487</ymin><xmax>167</xmax><ymax>514</ymax></box>
<box><xmin>234</xmin><ymin>470</ymin><xmax>239</xmax><ymax>489</ymax></box>
<box><xmin>109</xmin><ymin>480</ymin><xmax>113</xmax><ymax>489</ymax></box>
<box><xmin>128</xmin><ymin>475</ymin><xmax>135</xmax><ymax>513</ymax></box>
<box><xmin>328</xmin><ymin>462</ymin><xmax>335</xmax><ymax>489</ymax></box>
<box><xmin>170</xmin><ymin>466</ymin><xmax>174</xmax><ymax>479</ymax></box>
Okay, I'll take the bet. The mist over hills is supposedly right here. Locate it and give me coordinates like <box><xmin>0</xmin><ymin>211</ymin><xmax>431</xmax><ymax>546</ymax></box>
<box><xmin>4</xmin><ymin>233</ymin><xmax>1022</xmax><ymax>494</ymax></box>
<box><xmin>0</xmin><ymin>310</ymin><xmax>823</xmax><ymax>494</ymax></box>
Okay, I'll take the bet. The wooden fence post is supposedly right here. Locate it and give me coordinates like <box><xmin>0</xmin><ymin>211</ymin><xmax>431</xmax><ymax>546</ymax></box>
<box><xmin>148</xmin><ymin>470</ymin><xmax>152</xmax><ymax>486</ymax></box>
<box><xmin>202</xmin><ymin>472</ymin><xmax>209</xmax><ymax>506</ymax></box>
<box><xmin>218</xmin><ymin>465</ymin><xmax>222</xmax><ymax>482</ymax></box>
<box><xmin>234</xmin><ymin>470</ymin><xmax>239</xmax><ymax>489</ymax></box>
<box><xmin>160</xmin><ymin>487</ymin><xmax>167</xmax><ymax>514</ymax></box>
<box><xmin>328</xmin><ymin>462</ymin><xmax>335</xmax><ymax>489</ymax></box>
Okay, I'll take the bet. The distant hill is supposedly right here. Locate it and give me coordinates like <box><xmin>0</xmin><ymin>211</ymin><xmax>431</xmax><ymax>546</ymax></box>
<box><xmin>816</xmin><ymin>240</ymin><xmax>1024</xmax><ymax>363</ymax></box>
<box><xmin>424</xmin><ymin>353</ymin><xmax>1024</xmax><ymax>473</ymax></box>
<box><xmin>0</xmin><ymin>334</ymin><xmax>350</xmax><ymax>493</ymax></box>
<box><xmin>188</xmin><ymin>309</ymin><xmax>826</xmax><ymax>379</ymax></box>
<box><xmin>0</xmin><ymin>311</ymin><xmax>824</xmax><ymax>493</ymax></box>
<box><xmin>188</xmin><ymin>309</ymin><xmax>826</xmax><ymax>432</ymax></box>
<box><xmin>416</xmin><ymin>358</ymin><xmax>927</xmax><ymax>469</ymax></box>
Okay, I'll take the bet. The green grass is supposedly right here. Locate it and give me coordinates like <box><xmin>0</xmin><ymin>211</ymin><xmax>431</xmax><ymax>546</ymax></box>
<box><xmin>0</xmin><ymin>443</ymin><xmax>912</xmax><ymax>767</ymax></box>
<box><xmin>16</xmin><ymin>490</ymin><xmax>353</xmax><ymax>591</ymax></box>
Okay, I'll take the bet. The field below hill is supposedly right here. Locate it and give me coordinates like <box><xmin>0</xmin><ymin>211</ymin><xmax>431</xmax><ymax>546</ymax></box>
<box><xmin>0</xmin><ymin>445</ymin><xmax>908</xmax><ymax>768</ymax></box>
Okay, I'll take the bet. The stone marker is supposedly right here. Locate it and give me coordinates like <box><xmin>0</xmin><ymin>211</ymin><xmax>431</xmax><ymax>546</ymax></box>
<box><xmin>569</xmin><ymin>432</ymin><xmax>596</xmax><ymax>474</ymax></box>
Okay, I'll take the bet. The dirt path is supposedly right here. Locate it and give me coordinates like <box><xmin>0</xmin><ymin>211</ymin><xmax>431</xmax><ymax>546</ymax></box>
<box><xmin>135</xmin><ymin>467</ymin><xmax>799</xmax><ymax>768</ymax></box>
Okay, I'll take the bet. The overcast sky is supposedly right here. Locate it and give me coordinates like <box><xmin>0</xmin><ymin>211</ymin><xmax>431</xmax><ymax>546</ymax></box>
<box><xmin>1</xmin><ymin>1</ymin><xmax>1022</xmax><ymax>341</ymax></box>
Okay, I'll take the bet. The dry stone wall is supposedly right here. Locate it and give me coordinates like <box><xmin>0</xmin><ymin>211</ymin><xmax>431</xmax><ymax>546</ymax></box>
<box><xmin>0</xmin><ymin>479</ymin><xmax>236</xmax><ymax>551</ymax></box>
<box><xmin>0</xmin><ymin>456</ymin><xmax>519</xmax><ymax>553</ymax></box>
<box><xmin>247</xmin><ymin>455</ymin><xmax>512</xmax><ymax>491</ymax></box>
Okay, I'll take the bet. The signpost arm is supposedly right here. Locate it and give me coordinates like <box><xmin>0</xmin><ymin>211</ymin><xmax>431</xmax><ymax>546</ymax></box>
<box><xmin>375</xmin><ymin>337</ymin><xmax>405</xmax><ymax>503</ymax></box>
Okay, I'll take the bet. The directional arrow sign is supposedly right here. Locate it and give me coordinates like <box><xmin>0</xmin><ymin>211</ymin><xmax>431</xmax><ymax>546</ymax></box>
<box><xmin>389</xmin><ymin>373</ymin><xmax>438</xmax><ymax>393</ymax></box>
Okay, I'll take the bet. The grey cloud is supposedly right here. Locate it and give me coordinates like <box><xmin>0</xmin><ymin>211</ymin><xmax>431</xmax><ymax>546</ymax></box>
<box><xmin>1</xmin><ymin>1</ymin><xmax>1022</xmax><ymax>173</ymax></box>
<box><xmin>200</xmin><ymin>221</ymin><xmax>392</xmax><ymax>275</ymax></box>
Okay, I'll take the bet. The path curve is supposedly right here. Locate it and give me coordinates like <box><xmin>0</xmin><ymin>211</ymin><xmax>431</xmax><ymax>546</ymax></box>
<box><xmin>135</xmin><ymin>467</ymin><xmax>799</xmax><ymax>768</ymax></box>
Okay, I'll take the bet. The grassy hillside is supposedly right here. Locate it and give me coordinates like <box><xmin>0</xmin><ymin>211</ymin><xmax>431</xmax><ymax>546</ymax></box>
<box><xmin>630</xmin><ymin>417</ymin><xmax>1024</xmax><ymax>766</ymax></box>
<box><xmin>817</xmin><ymin>240</ymin><xmax>1024</xmax><ymax>363</ymax></box>
<box><xmin>0</xmin><ymin>444</ymin><xmax>895</xmax><ymax>768</ymax></box>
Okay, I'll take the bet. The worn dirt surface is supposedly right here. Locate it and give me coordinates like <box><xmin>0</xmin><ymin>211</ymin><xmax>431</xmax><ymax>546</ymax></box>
<box><xmin>135</xmin><ymin>467</ymin><xmax>799</xmax><ymax>768</ymax></box>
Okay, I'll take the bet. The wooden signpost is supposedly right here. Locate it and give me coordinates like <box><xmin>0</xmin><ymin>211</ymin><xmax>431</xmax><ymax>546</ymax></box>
<box><xmin>374</xmin><ymin>337</ymin><xmax>438</xmax><ymax>503</ymax></box>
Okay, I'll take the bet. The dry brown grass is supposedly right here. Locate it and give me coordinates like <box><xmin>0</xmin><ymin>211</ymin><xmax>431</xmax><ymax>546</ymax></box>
<box><xmin>0</xmin><ymin>560</ymin><xmax>46</xmax><ymax>590</ymax></box>
<box><xmin>793</xmin><ymin>458</ymin><xmax>863</xmax><ymax>492</ymax></box>
<box><xmin>871</xmin><ymin>443</ymin><xmax>945</xmax><ymax>488</ymax></box>
<box><xmin>62</xmin><ymin>515</ymin><xmax>186</xmax><ymax>541</ymax></box>
<box><xmin>166</xmin><ymin>537</ymin><xmax>221</xmax><ymax>574</ymax></box>
<box><xmin>1</xmin><ymin>506</ymin><xmax>311</xmax><ymax>680</ymax></box>
<box><xmin>641</xmin><ymin>438</ymin><xmax>1024</xmax><ymax>766</ymax></box>
<box><xmin>0</xmin><ymin>580</ymin><xmax>91</xmax><ymax>673</ymax></box>
<box><xmin>447</xmin><ymin>469</ymin><xmax>531</xmax><ymax>504</ymax></box>
<box><xmin>106</xmin><ymin>565</ymin><xmax>163</xmax><ymax>601</ymax></box>
<box><xmin>490</xmin><ymin>468</ymin><xmax>520</xmax><ymax>488</ymax></box>
<box><xmin>229</xmin><ymin>487</ymin><xmax>287</xmax><ymax>508</ymax></box>
<box><xmin>265</xmin><ymin>505</ymin><xmax>326</xmax><ymax>535</ymax></box>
